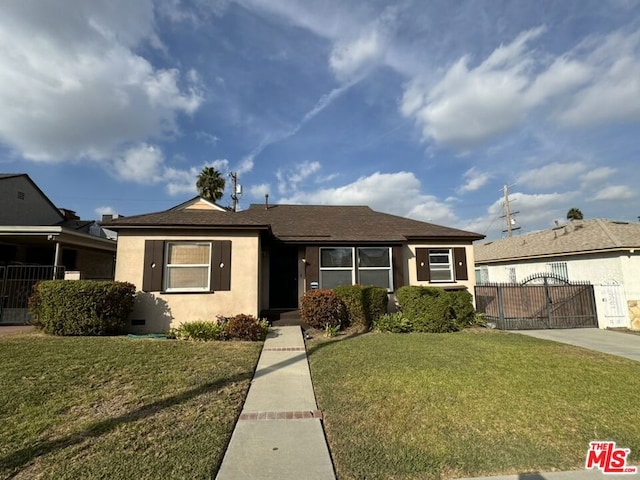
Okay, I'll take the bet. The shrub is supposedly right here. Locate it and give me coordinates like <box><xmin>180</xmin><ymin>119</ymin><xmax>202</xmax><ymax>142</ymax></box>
<box><xmin>395</xmin><ymin>286</ymin><xmax>475</xmax><ymax>333</ymax></box>
<box><xmin>170</xmin><ymin>321</ymin><xmax>226</xmax><ymax>341</ymax></box>
<box><xmin>300</xmin><ymin>289</ymin><xmax>347</xmax><ymax>330</ymax></box>
<box><xmin>374</xmin><ymin>312</ymin><xmax>412</xmax><ymax>333</ymax></box>
<box><xmin>334</xmin><ymin>285</ymin><xmax>388</xmax><ymax>332</ymax></box>
<box><xmin>29</xmin><ymin>280</ymin><xmax>135</xmax><ymax>335</ymax></box>
<box><xmin>224</xmin><ymin>314</ymin><xmax>268</xmax><ymax>341</ymax></box>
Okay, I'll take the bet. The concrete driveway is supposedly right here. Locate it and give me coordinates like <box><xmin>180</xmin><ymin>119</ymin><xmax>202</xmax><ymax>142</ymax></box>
<box><xmin>516</xmin><ymin>328</ymin><xmax>640</xmax><ymax>362</ymax></box>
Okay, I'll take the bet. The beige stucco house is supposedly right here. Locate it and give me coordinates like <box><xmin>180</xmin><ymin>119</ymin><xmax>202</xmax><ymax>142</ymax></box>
<box><xmin>107</xmin><ymin>197</ymin><xmax>484</xmax><ymax>332</ymax></box>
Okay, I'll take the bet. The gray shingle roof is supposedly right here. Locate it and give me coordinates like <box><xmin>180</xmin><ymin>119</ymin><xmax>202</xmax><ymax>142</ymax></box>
<box><xmin>475</xmin><ymin>219</ymin><xmax>640</xmax><ymax>263</ymax></box>
<box><xmin>107</xmin><ymin>203</ymin><xmax>484</xmax><ymax>243</ymax></box>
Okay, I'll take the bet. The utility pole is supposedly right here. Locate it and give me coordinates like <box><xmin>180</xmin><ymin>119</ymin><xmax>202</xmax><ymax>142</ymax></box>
<box><xmin>230</xmin><ymin>172</ymin><xmax>241</xmax><ymax>212</ymax></box>
<box><xmin>501</xmin><ymin>184</ymin><xmax>520</xmax><ymax>237</ymax></box>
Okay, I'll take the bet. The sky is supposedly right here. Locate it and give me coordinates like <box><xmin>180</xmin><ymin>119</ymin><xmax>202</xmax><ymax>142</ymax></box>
<box><xmin>1</xmin><ymin>0</ymin><xmax>639</xmax><ymax>239</ymax></box>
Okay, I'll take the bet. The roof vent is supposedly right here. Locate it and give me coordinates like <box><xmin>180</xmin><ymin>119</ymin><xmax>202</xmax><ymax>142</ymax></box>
<box><xmin>265</xmin><ymin>193</ymin><xmax>269</xmax><ymax>210</ymax></box>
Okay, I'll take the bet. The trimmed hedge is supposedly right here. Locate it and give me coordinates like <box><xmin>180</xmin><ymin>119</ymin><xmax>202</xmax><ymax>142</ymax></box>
<box><xmin>300</xmin><ymin>289</ymin><xmax>347</xmax><ymax>330</ymax></box>
<box><xmin>224</xmin><ymin>314</ymin><xmax>269</xmax><ymax>341</ymax></box>
<box><xmin>395</xmin><ymin>286</ymin><xmax>475</xmax><ymax>333</ymax></box>
<box><xmin>334</xmin><ymin>285</ymin><xmax>388</xmax><ymax>331</ymax></box>
<box><xmin>29</xmin><ymin>280</ymin><xmax>135</xmax><ymax>336</ymax></box>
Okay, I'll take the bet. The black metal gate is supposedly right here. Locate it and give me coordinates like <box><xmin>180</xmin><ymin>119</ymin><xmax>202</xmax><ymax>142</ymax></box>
<box><xmin>0</xmin><ymin>265</ymin><xmax>65</xmax><ymax>324</ymax></box>
<box><xmin>475</xmin><ymin>275</ymin><xmax>598</xmax><ymax>330</ymax></box>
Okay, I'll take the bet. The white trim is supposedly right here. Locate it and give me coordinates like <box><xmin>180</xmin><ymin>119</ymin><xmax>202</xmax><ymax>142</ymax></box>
<box><xmin>164</xmin><ymin>241</ymin><xmax>212</xmax><ymax>292</ymax></box>
<box><xmin>428</xmin><ymin>248</ymin><xmax>453</xmax><ymax>282</ymax></box>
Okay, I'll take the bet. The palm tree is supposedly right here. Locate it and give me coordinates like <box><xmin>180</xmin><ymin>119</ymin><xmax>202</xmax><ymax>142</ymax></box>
<box><xmin>196</xmin><ymin>167</ymin><xmax>225</xmax><ymax>202</ymax></box>
<box><xmin>566</xmin><ymin>207</ymin><xmax>584</xmax><ymax>220</ymax></box>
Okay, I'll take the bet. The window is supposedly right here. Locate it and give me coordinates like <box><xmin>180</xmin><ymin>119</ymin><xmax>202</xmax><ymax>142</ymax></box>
<box><xmin>164</xmin><ymin>242</ymin><xmax>211</xmax><ymax>292</ymax></box>
<box><xmin>358</xmin><ymin>247</ymin><xmax>392</xmax><ymax>290</ymax></box>
<box><xmin>319</xmin><ymin>246</ymin><xmax>393</xmax><ymax>290</ymax></box>
<box><xmin>506</xmin><ymin>266</ymin><xmax>516</xmax><ymax>283</ymax></box>
<box><xmin>547</xmin><ymin>261</ymin><xmax>568</xmax><ymax>281</ymax></box>
<box><xmin>428</xmin><ymin>249</ymin><xmax>453</xmax><ymax>282</ymax></box>
<box><xmin>320</xmin><ymin>247</ymin><xmax>354</xmax><ymax>289</ymax></box>
<box><xmin>475</xmin><ymin>266</ymin><xmax>489</xmax><ymax>285</ymax></box>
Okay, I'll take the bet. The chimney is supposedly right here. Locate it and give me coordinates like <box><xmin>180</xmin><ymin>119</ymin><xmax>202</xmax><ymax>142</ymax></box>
<box><xmin>265</xmin><ymin>193</ymin><xmax>269</xmax><ymax>210</ymax></box>
<box><xmin>102</xmin><ymin>214</ymin><xmax>113</xmax><ymax>223</ymax></box>
<box><xmin>59</xmin><ymin>208</ymin><xmax>79</xmax><ymax>221</ymax></box>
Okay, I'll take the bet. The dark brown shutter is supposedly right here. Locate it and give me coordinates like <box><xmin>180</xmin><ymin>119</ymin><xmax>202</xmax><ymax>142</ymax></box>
<box><xmin>211</xmin><ymin>240</ymin><xmax>232</xmax><ymax>291</ymax></box>
<box><xmin>143</xmin><ymin>240</ymin><xmax>164</xmax><ymax>292</ymax></box>
<box><xmin>416</xmin><ymin>248</ymin><xmax>430</xmax><ymax>282</ymax></box>
<box><xmin>392</xmin><ymin>245</ymin><xmax>404</xmax><ymax>290</ymax></box>
<box><xmin>305</xmin><ymin>246</ymin><xmax>319</xmax><ymax>290</ymax></box>
<box><xmin>453</xmin><ymin>247</ymin><xmax>468</xmax><ymax>281</ymax></box>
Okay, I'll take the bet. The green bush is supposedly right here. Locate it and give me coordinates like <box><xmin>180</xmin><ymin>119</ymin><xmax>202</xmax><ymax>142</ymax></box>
<box><xmin>374</xmin><ymin>312</ymin><xmax>412</xmax><ymax>333</ymax></box>
<box><xmin>334</xmin><ymin>285</ymin><xmax>388</xmax><ymax>331</ymax></box>
<box><xmin>224</xmin><ymin>314</ymin><xmax>268</xmax><ymax>341</ymax></box>
<box><xmin>395</xmin><ymin>286</ymin><xmax>475</xmax><ymax>333</ymax></box>
<box><xmin>170</xmin><ymin>320</ymin><xmax>226</xmax><ymax>341</ymax></box>
<box><xmin>29</xmin><ymin>280</ymin><xmax>135</xmax><ymax>336</ymax></box>
<box><xmin>300</xmin><ymin>289</ymin><xmax>347</xmax><ymax>330</ymax></box>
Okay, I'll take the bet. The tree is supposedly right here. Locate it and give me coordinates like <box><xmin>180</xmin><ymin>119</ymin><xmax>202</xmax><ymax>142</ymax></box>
<box><xmin>566</xmin><ymin>207</ymin><xmax>584</xmax><ymax>220</ymax></box>
<box><xmin>196</xmin><ymin>167</ymin><xmax>225</xmax><ymax>202</ymax></box>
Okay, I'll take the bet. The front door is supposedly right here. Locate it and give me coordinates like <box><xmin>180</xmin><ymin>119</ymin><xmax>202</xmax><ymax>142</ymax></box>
<box><xmin>269</xmin><ymin>245</ymin><xmax>299</xmax><ymax>309</ymax></box>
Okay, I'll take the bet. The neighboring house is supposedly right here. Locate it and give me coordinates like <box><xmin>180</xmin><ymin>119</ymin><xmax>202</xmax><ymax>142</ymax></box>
<box><xmin>474</xmin><ymin>219</ymin><xmax>640</xmax><ymax>330</ymax></box>
<box><xmin>107</xmin><ymin>197</ymin><xmax>484</xmax><ymax>332</ymax></box>
<box><xmin>0</xmin><ymin>174</ymin><xmax>116</xmax><ymax>279</ymax></box>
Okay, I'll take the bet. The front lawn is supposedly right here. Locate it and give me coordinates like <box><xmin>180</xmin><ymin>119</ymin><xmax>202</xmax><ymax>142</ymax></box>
<box><xmin>0</xmin><ymin>333</ymin><xmax>261</xmax><ymax>479</ymax></box>
<box><xmin>308</xmin><ymin>330</ymin><xmax>640</xmax><ymax>479</ymax></box>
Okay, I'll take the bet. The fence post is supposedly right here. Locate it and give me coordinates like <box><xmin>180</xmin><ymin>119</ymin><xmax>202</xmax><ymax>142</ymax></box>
<box><xmin>544</xmin><ymin>276</ymin><xmax>553</xmax><ymax>328</ymax></box>
<box><xmin>497</xmin><ymin>285</ymin><xmax>505</xmax><ymax>329</ymax></box>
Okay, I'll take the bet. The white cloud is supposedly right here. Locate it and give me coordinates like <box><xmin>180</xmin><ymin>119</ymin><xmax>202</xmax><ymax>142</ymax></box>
<box><xmin>580</xmin><ymin>166</ymin><xmax>616</xmax><ymax>187</ymax></box>
<box><xmin>517</xmin><ymin>162</ymin><xmax>588</xmax><ymax>189</ymax></box>
<box><xmin>112</xmin><ymin>144</ymin><xmax>165</xmax><ymax>183</ymax></box>
<box><xmin>0</xmin><ymin>1</ymin><xmax>203</xmax><ymax>162</ymax></box>
<box><xmin>95</xmin><ymin>206</ymin><xmax>117</xmax><ymax>217</ymax></box>
<box><xmin>278</xmin><ymin>171</ymin><xmax>459</xmax><ymax>226</ymax></box>
<box><xmin>248</xmin><ymin>183</ymin><xmax>271</xmax><ymax>198</ymax></box>
<box><xmin>277</xmin><ymin>161</ymin><xmax>321</xmax><ymax>194</ymax></box>
<box><xmin>591</xmin><ymin>185</ymin><xmax>635</xmax><ymax>201</ymax></box>
<box><xmin>456</xmin><ymin>167</ymin><xmax>491</xmax><ymax>194</ymax></box>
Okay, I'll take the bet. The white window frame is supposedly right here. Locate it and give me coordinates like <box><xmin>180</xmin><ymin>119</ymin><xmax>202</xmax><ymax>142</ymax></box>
<box><xmin>164</xmin><ymin>242</ymin><xmax>212</xmax><ymax>292</ymax></box>
<box><xmin>319</xmin><ymin>247</ymin><xmax>356</xmax><ymax>289</ymax></box>
<box><xmin>357</xmin><ymin>247</ymin><xmax>393</xmax><ymax>291</ymax></box>
<box><xmin>475</xmin><ymin>266</ymin><xmax>489</xmax><ymax>285</ymax></box>
<box><xmin>428</xmin><ymin>249</ymin><xmax>453</xmax><ymax>282</ymax></box>
<box><xmin>319</xmin><ymin>246</ymin><xmax>394</xmax><ymax>291</ymax></box>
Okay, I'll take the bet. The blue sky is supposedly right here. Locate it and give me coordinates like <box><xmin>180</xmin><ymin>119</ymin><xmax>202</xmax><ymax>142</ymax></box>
<box><xmin>1</xmin><ymin>0</ymin><xmax>639</xmax><ymax>239</ymax></box>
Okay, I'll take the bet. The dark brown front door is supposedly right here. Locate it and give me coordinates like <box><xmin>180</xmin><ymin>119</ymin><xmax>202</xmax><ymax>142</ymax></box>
<box><xmin>269</xmin><ymin>245</ymin><xmax>299</xmax><ymax>308</ymax></box>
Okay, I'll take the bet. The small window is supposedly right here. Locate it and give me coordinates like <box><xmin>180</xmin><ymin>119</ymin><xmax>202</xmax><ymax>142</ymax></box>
<box><xmin>428</xmin><ymin>249</ymin><xmax>453</xmax><ymax>282</ymax></box>
<box><xmin>547</xmin><ymin>262</ymin><xmax>568</xmax><ymax>281</ymax></box>
<box><xmin>506</xmin><ymin>266</ymin><xmax>517</xmax><ymax>283</ymax></box>
<box><xmin>475</xmin><ymin>266</ymin><xmax>489</xmax><ymax>285</ymax></box>
<box><xmin>164</xmin><ymin>242</ymin><xmax>211</xmax><ymax>292</ymax></box>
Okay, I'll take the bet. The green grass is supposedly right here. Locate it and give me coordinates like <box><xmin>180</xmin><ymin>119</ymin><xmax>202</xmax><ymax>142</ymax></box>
<box><xmin>0</xmin><ymin>333</ymin><xmax>262</xmax><ymax>480</ymax></box>
<box><xmin>308</xmin><ymin>330</ymin><xmax>640</xmax><ymax>480</ymax></box>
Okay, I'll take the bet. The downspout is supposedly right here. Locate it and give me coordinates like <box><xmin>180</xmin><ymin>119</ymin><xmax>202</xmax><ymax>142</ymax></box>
<box><xmin>53</xmin><ymin>241</ymin><xmax>61</xmax><ymax>279</ymax></box>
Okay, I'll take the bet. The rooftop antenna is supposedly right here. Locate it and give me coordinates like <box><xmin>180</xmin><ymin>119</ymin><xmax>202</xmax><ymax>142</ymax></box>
<box><xmin>265</xmin><ymin>193</ymin><xmax>269</xmax><ymax>210</ymax></box>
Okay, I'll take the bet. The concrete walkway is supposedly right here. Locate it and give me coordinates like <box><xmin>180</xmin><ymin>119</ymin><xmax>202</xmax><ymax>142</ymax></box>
<box><xmin>516</xmin><ymin>328</ymin><xmax>640</xmax><ymax>362</ymax></box>
<box><xmin>216</xmin><ymin>326</ymin><xmax>335</xmax><ymax>480</ymax></box>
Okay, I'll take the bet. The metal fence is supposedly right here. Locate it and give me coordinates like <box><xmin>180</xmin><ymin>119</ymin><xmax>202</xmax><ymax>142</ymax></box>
<box><xmin>0</xmin><ymin>265</ymin><xmax>65</xmax><ymax>324</ymax></box>
<box><xmin>475</xmin><ymin>281</ymin><xmax>598</xmax><ymax>330</ymax></box>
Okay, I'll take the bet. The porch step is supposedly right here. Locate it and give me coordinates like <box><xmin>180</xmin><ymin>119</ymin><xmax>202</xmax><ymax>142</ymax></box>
<box><xmin>261</xmin><ymin>309</ymin><xmax>303</xmax><ymax>327</ymax></box>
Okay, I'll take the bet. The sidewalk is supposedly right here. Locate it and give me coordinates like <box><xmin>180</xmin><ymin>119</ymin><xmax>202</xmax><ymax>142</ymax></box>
<box><xmin>216</xmin><ymin>326</ymin><xmax>335</xmax><ymax>480</ymax></box>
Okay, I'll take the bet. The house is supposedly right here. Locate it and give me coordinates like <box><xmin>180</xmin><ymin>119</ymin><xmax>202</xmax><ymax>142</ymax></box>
<box><xmin>107</xmin><ymin>197</ymin><xmax>484</xmax><ymax>332</ymax></box>
<box><xmin>0</xmin><ymin>174</ymin><xmax>117</xmax><ymax>323</ymax></box>
<box><xmin>474</xmin><ymin>219</ymin><xmax>640</xmax><ymax>330</ymax></box>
